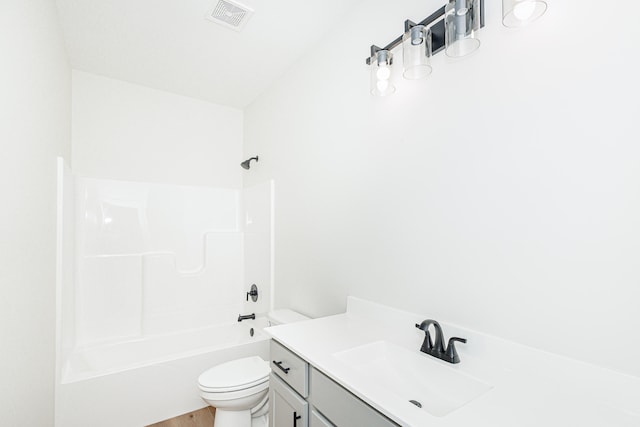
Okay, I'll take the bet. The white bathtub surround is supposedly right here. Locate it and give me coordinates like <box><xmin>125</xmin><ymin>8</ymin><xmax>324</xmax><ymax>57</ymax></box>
<box><xmin>56</xmin><ymin>159</ymin><xmax>76</xmax><ymax>387</ymax></box>
<box><xmin>57</xmin><ymin>317</ymin><xmax>269</xmax><ymax>427</ymax></box>
<box><xmin>57</xmin><ymin>171</ymin><xmax>274</xmax><ymax>350</ymax></box>
<box><xmin>56</xmin><ymin>166</ymin><xmax>275</xmax><ymax>424</ymax></box>
<box><xmin>243</xmin><ymin>180</ymin><xmax>275</xmax><ymax>314</ymax></box>
<box><xmin>73</xmin><ymin>177</ymin><xmax>244</xmax><ymax>344</ymax></box>
<box><xmin>63</xmin><ymin>317</ymin><xmax>270</xmax><ymax>384</ymax></box>
<box><xmin>265</xmin><ymin>297</ymin><xmax>640</xmax><ymax>426</ymax></box>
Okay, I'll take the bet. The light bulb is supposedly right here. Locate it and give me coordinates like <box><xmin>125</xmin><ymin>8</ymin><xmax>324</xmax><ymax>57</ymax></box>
<box><xmin>410</xmin><ymin>26</ymin><xmax>425</xmax><ymax>46</ymax></box>
<box><xmin>513</xmin><ymin>0</ymin><xmax>536</xmax><ymax>20</ymax></box>
<box><xmin>503</xmin><ymin>0</ymin><xmax>547</xmax><ymax>27</ymax></box>
<box><xmin>376</xmin><ymin>65</ymin><xmax>391</xmax><ymax>80</ymax></box>
<box><xmin>370</xmin><ymin>49</ymin><xmax>395</xmax><ymax>96</ymax></box>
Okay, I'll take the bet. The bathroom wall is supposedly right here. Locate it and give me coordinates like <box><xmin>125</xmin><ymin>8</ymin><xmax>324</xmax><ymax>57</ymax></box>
<box><xmin>243</xmin><ymin>0</ymin><xmax>640</xmax><ymax>376</ymax></box>
<box><xmin>0</xmin><ymin>1</ymin><xmax>71</xmax><ymax>425</ymax></box>
<box><xmin>72</xmin><ymin>70</ymin><xmax>243</xmax><ymax>188</ymax></box>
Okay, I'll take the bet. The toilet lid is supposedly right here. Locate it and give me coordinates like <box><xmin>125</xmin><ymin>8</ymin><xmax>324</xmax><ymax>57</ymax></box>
<box><xmin>198</xmin><ymin>356</ymin><xmax>270</xmax><ymax>392</ymax></box>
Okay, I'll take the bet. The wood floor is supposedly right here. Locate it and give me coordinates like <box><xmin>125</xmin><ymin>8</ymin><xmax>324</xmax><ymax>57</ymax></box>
<box><xmin>147</xmin><ymin>407</ymin><xmax>215</xmax><ymax>427</ymax></box>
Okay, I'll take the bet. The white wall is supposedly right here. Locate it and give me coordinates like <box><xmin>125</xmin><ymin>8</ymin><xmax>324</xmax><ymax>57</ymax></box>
<box><xmin>244</xmin><ymin>0</ymin><xmax>640</xmax><ymax>376</ymax></box>
<box><xmin>72</xmin><ymin>70</ymin><xmax>243</xmax><ymax>188</ymax></box>
<box><xmin>0</xmin><ymin>1</ymin><xmax>71</xmax><ymax>425</ymax></box>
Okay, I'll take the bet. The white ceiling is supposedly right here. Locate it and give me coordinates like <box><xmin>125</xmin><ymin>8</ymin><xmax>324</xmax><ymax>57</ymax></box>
<box><xmin>55</xmin><ymin>0</ymin><xmax>362</xmax><ymax>108</ymax></box>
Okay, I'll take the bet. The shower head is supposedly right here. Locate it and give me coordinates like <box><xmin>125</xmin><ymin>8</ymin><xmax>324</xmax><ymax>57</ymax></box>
<box><xmin>240</xmin><ymin>156</ymin><xmax>259</xmax><ymax>170</ymax></box>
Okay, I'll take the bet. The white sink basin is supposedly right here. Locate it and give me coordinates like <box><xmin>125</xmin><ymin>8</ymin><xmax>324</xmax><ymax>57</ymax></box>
<box><xmin>333</xmin><ymin>340</ymin><xmax>493</xmax><ymax>417</ymax></box>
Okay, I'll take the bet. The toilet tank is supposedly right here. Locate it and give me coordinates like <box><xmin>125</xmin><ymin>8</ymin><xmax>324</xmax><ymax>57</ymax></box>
<box><xmin>267</xmin><ymin>309</ymin><xmax>310</xmax><ymax>326</ymax></box>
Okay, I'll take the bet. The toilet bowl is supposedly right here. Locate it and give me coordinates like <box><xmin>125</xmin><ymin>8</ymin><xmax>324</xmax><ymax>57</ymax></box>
<box><xmin>199</xmin><ymin>356</ymin><xmax>270</xmax><ymax>427</ymax></box>
<box><xmin>198</xmin><ymin>310</ymin><xmax>310</xmax><ymax>427</ymax></box>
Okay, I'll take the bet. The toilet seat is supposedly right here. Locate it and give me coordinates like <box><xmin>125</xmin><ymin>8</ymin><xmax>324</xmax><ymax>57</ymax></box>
<box><xmin>198</xmin><ymin>356</ymin><xmax>270</xmax><ymax>393</ymax></box>
<box><xmin>199</xmin><ymin>376</ymin><xmax>269</xmax><ymax>394</ymax></box>
<box><xmin>200</xmin><ymin>380</ymin><xmax>269</xmax><ymax>401</ymax></box>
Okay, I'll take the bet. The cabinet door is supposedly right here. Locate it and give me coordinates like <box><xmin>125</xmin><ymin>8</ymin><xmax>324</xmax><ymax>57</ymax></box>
<box><xmin>310</xmin><ymin>409</ymin><xmax>335</xmax><ymax>427</ymax></box>
<box><xmin>309</xmin><ymin>368</ymin><xmax>399</xmax><ymax>427</ymax></box>
<box><xmin>270</xmin><ymin>373</ymin><xmax>308</xmax><ymax>427</ymax></box>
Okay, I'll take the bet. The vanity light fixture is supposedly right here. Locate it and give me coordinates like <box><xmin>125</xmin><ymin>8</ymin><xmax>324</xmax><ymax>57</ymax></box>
<box><xmin>366</xmin><ymin>0</ymin><xmax>485</xmax><ymax>96</ymax></box>
<box><xmin>502</xmin><ymin>0</ymin><xmax>547</xmax><ymax>27</ymax></box>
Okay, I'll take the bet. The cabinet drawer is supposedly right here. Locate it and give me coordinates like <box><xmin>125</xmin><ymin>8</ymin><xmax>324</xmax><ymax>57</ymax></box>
<box><xmin>271</xmin><ymin>340</ymin><xmax>309</xmax><ymax>397</ymax></box>
<box><xmin>310</xmin><ymin>409</ymin><xmax>335</xmax><ymax>427</ymax></box>
<box><xmin>309</xmin><ymin>368</ymin><xmax>399</xmax><ymax>427</ymax></box>
<box><xmin>270</xmin><ymin>373</ymin><xmax>308</xmax><ymax>427</ymax></box>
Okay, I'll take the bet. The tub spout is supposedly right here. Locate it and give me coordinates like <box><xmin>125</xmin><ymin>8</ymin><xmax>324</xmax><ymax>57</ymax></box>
<box><xmin>238</xmin><ymin>313</ymin><xmax>256</xmax><ymax>322</ymax></box>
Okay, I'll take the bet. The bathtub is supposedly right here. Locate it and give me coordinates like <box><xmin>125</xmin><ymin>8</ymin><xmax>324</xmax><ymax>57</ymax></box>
<box><xmin>55</xmin><ymin>318</ymin><xmax>271</xmax><ymax>427</ymax></box>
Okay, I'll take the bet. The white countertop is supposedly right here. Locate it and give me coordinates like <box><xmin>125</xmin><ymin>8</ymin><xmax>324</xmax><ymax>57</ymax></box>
<box><xmin>265</xmin><ymin>297</ymin><xmax>640</xmax><ymax>427</ymax></box>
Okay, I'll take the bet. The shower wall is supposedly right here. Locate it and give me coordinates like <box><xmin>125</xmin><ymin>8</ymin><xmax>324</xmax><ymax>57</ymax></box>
<box><xmin>75</xmin><ymin>178</ymin><xmax>239</xmax><ymax>347</ymax></box>
<box><xmin>62</xmin><ymin>174</ymin><xmax>273</xmax><ymax>351</ymax></box>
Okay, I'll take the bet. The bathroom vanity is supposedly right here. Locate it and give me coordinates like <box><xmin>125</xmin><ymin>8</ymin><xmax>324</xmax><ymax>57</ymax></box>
<box><xmin>265</xmin><ymin>297</ymin><xmax>640</xmax><ymax>427</ymax></box>
<box><xmin>269</xmin><ymin>340</ymin><xmax>398</xmax><ymax>427</ymax></box>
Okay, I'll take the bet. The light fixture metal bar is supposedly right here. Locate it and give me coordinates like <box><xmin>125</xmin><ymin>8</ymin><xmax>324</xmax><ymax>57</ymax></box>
<box><xmin>366</xmin><ymin>1</ymin><xmax>484</xmax><ymax>65</ymax></box>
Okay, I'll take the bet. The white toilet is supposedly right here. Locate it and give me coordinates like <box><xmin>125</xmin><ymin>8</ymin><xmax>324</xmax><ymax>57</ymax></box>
<box><xmin>198</xmin><ymin>310</ymin><xmax>309</xmax><ymax>427</ymax></box>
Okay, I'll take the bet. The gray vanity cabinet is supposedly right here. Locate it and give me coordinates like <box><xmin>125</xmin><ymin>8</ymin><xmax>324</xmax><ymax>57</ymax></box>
<box><xmin>310</xmin><ymin>409</ymin><xmax>335</xmax><ymax>427</ymax></box>
<box><xmin>270</xmin><ymin>340</ymin><xmax>310</xmax><ymax>427</ymax></box>
<box><xmin>270</xmin><ymin>373</ymin><xmax>308</xmax><ymax>427</ymax></box>
<box><xmin>269</xmin><ymin>340</ymin><xmax>399</xmax><ymax>427</ymax></box>
<box><xmin>309</xmin><ymin>368</ymin><xmax>398</xmax><ymax>427</ymax></box>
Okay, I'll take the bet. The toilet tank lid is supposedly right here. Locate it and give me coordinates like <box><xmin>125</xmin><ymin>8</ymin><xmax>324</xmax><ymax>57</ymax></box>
<box><xmin>268</xmin><ymin>309</ymin><xmax>310</xmax><ymax>325</ymax></box>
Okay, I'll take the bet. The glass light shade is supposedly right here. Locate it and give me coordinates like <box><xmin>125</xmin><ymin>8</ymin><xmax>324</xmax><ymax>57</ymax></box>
<box><xmin>402</xmin><ymin>25</ymin><xmax>433</xmax><ymax>80</ymax></box>
<box><xmin>445</xmin><ymin>0</ymin><xmax>481</xmax><ymax>58</ymax></box>
<box><xmin>502</xmin><ymin>0</ymin><xmax>547</xmax><ymax>27</ymax></box>
<box><xmin>370</xmin><ymin>50</ymin><xmax>396</xmax><ymax>96</ymax></box>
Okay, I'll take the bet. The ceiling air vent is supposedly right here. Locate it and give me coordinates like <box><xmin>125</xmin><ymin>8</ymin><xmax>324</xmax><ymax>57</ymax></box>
<box><xmin>206</xmin><ymin>0</ymin><xmax>254</xmax><ymax>32</ymax></box>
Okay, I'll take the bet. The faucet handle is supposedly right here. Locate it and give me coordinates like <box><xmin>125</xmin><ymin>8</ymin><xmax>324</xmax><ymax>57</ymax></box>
<box><xmin>246</xmin><ymin>284</ymin><xmax>259</xmax><ymax>302</ymax></box>
<box><xmin>445</xmin><ymin>337</ymin><xmax>467</xmax><ymax>364</ymax></box>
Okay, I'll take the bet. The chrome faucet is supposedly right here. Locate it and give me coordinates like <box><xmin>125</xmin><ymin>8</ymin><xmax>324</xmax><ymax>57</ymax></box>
<box><xmin>415</xmin><ymin>319</ymin><xmax>467</xmax><ymax>364</ymax></box>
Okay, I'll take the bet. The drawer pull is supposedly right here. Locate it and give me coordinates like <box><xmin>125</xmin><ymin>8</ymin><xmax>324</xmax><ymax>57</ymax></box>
<box><xmin>273</xmin><ymin>360</ymin><xmax>290</xmax><ymax>374</ymax></box>
<box><xmin>293</xmin><ymin>411</ymin><xmax>302</xmax><ymax>427</ymax></box>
